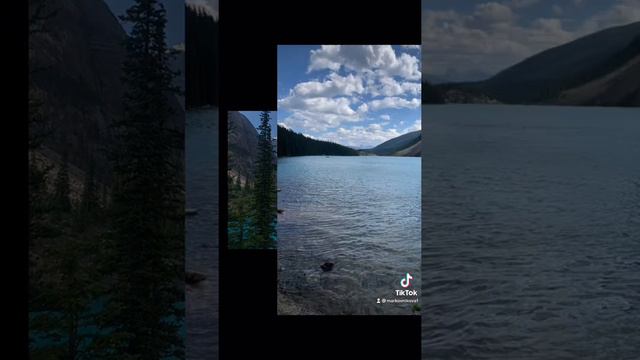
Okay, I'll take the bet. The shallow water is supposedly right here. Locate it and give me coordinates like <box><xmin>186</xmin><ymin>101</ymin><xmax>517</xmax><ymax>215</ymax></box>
<box><xmin>422</xmin><ymin>105</ymin><xmax>640</xmax><ymax>359</ymax></box>
<box><xmin>278</xmin><ymin>156</ymin><xmax>421</xmax><ymax>315</ymax></box>
<box><xmin>186</xmin><ymin>108</ymin><xmax>219</xmax><ymax>359</ymax></box>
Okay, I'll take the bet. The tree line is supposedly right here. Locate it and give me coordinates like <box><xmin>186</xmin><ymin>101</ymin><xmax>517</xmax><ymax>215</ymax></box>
<box><xmin>186</xmin><ymin>3</ymin><xmax>218</xmax><ymax>109</ymax></box>
<box><xmin>277</xmin><ymin>125</ymin><xmax>359</xmax><ymax>156</ymax></box>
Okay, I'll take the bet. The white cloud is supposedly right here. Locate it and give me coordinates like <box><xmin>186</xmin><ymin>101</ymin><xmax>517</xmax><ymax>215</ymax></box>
<box><xmin>279</xmin><ymin>96</ymin><xmax>359</xmax><ymax>117</ymax></box>
<box><xmin>380</xmin><ymin>114</ymin><xmax>391</xmax><ymax>121</ymax></box>
<box><xmin>290</xmin><ymin>73</ymin><xmax>364</xmax><ymax>98</ymax></box>
<box><xmin>369</xmin><ymin>97</ymin><xmax>420</xmax><ymax>111</ymax></box>
<box><xmin>279</xmin><ymin>110</ymin><xmax>357</xmax><ymax>133</ymax></box>
<box><xmin>405</xmin><ymin>119</ymin><xmax>421</xmax><ymax>132</ymax></box>
<box><xmin>369</xmin><ymin>76</ymin><xmax>421</xmax><ymax>97</ymax></box>
<box><xmin>401</xmin><ymin>45</ymin><xmax>421</xmax><ymax>50</ymax></box>
<box><xmin>309</xmin><ymin>45</ymin><xmax>421</xmax><ymax>80</ymax></box>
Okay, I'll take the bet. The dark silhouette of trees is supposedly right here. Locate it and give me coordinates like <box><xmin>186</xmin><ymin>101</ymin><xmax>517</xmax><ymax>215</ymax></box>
<box><xmin>252</xmin><ymin>112</ymin><xmax>277</xmax><ymax>248</ymax></box>
<box><xmin>422</xmin><ymin>80</ymin><xmax>445</xmax><ymax>104</ymax></box>
<box><xmin>186</xmin><ymin>4</ymin><xmax>218</xmax><ymax>108</ymax></box>
<box><xmin>277</xmin><ymin>126</ymin><xmax>359</xmax><ymax>156</ymax></box>
<box><xmin>99</xmin><ymin>0</ymin><xmax>184</xmax><ymax>358</ymax></box>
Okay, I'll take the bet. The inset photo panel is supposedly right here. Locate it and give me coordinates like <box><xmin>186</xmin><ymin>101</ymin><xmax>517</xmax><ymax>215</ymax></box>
<box><xmin>277</xmin><ymin>45</ymin><xmax>422</xmax><ymax>315</ymax></box>
<box><xmin>227</xmin><ymin>111</ymin><xmax>278</xmax><ymax>249</ymax></box>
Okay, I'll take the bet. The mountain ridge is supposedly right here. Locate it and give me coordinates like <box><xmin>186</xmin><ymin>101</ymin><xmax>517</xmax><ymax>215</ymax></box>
<box><xmin>424</xmin><ymin>21</ymin><xmax>640</xmax><ymax>107</ymax></box>
<box><xmin>277</xmin><ymin>126</ymin><xmax>421</xmax><ymax>157</ymax></box>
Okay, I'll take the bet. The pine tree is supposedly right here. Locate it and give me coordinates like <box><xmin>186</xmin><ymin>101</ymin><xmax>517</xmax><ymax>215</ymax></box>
<box><xmin>99</xmin><ymin>1</ymin><xmax>184</xmax><ymax>358</ymax></box>
<box><xmin>252</xmin><ymin>111</ymin><xmax>276</xmax><ymax>248</ymax></box>
<box><xmin>75</xmin><ymin>160</ymin><xmax>100</xmax><ymax>232</ymax></box>
<box><xmin>52</xmin><ymin>154</ymin><xmax>72</xmax><ymax>214</ymax></box>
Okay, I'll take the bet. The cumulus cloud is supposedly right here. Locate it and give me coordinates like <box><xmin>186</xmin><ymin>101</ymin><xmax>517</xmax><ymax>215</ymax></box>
<box><xmin>279</xmin><ymin>96</ymin><xmax>359</xmax><ymax>117</ymax></box>
<box><xmin>279</xmin><ymin>45</ymin><xmax>421</xmax><ymax>148</ymax></box>
<box><xmin>368</xmin><ymin>76</ymin><xmax>421</xmax><ymax>97</ymax></box>
<box><xmin>369</xmin><ymin>97</ymin><xmax>421</xmax><ymax>111</ymax></box>
<box><xmin>309</xmin><ymin>45</ymin><xmax>421</xmax><ymax>80</ymax></box>
<box><xmin>289</xmin><ymin>73</ymin><xmax>365</xmax><ymax>98</ymax></box>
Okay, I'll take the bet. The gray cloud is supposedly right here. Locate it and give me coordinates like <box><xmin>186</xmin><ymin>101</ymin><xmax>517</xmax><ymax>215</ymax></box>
<box><xmin>422</xmin><ymin>0</ymin><xmax>640</xmax><ymax>83</ymax></box>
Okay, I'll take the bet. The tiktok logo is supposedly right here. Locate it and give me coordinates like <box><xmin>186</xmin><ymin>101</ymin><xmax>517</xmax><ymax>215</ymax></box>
<box><xmin>400</xmin><ymin>272</ymin><xmax>413</xmax><ymax>288</ymax></box>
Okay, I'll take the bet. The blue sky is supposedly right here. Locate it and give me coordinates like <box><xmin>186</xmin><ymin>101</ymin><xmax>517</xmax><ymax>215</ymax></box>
<box><xmin>240</xmin><ymin>111</ymin><xmax>277</xmax><ymax>138</ymax></box>
<box><xmin>277</xmin><ymin>45</ymin><xmax>422</xmax><ymax>149</ymax></box>
<box><xmin>422</xmin><ymin>0</ymin><xmax>640</xmax><ymax>83</ymax></box>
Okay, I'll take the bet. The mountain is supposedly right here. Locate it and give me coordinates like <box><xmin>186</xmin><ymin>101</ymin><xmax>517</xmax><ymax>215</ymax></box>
<box><xmin>29</xmin><ymin>0</ymin><xmax>128</xmax><ymax>183</ymax></box>
<box><xmin>426</xmin><ymin>22</ymin><xmax>640</xmax><ymax>106</ymax></box>
<box><xmin>29</xmin><ymin>0</ymin><xmax>185</xmax><ymax>185</ymax></box>
<box><xmin>228</xmin><ymin>111</ymin><xmax>259</xmax><ymax>183</ymax></box>
<box><xmin>277</xmin><ymin>126</ymin><xmax>359</xmax><ymax>156</ymax></box>
<box><xmin>557</xmin><ymin>35</ymin><xmax>640</xmax><ymax>106</ymax></box>
<box><xmin>369</xmin><ymin>130</ymin><xmax>421</xmax><ymax>157</ymax></box>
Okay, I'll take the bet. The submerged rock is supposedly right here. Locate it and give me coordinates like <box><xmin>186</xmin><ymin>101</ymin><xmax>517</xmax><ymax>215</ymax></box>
<box><xmin>186</xmin><ymin>208</ymin><xmax>199</xmax><ymax>216</ymax></box>
<box><xmin>320</xmin><ymin>262</ymin><xmax>334</xmax><ymax>272</ymax></box>
<box><xmin>185</xmin><ymin>271</ymin><xmax>206</xmax><ymax>285</ymax></box>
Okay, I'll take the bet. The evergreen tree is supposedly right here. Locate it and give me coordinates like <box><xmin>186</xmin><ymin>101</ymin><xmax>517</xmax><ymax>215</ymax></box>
<box><xmin>52</xmin><ymin>154</ymin><xmax>72</xmax><ymax>213</ymax></box>
<box><xmin>75</xmin><ymin>160</ymin><xmax>100</xmax><ymax>232</ymax></box>
<box><xmin>277</xmin><ymin>125</ymin><xmax>359</xmax><ymax>156</ymax></box>
<box><xmin>99</xmin><ymin>1</ymin><xmax>184</xmax><ymax>358</ymax></box>
<box><xmin>252</xmin><ymin>111</ymin><xmax>276</xmax><ymax>248</ymax></box>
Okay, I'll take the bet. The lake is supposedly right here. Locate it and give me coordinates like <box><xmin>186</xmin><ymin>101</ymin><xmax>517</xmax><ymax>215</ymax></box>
<box><xmin>277</xmin><ymin>156</ymin><xmax>421</xmax><ymax>315</ymax></box>
<box><xmin>186</xmin><ymin>108</ymin><xmax>219</xmax><ymax>359</ymax></box>
<box><xmin>422</xmin><ymin>104</ymin><xmax>640</xmax><ymax>359</ymax></box>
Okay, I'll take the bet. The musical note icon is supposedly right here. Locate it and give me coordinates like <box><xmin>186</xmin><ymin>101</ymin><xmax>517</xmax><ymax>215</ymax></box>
<box><xmin>400</xmin><ymin>272</ymin><xmax>413</xmax><ymax>288</ymax></box>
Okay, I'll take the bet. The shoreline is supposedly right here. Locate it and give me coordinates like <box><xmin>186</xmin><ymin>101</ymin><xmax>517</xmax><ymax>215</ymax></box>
<box><xmin>277</xmin><ymin>290</ymin><xmax>318</xmax><ymax>316</ymax></box>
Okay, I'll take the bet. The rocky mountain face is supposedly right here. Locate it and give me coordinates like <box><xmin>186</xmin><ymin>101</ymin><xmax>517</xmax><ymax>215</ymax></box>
<box><xmin>30</xmin><ymin>0</ymin><xmax>127</xmax><ymax>183</ymax></box>
<box><xmin>424</xmin><ymin>22</ymin><xmax>640</xmax><ymax>107</ymax></box>
<box><xmin>29</xmin><ymin>0</ymin><xmax>184</xmax><ymax>186</ymax></box>
<box><xmin>228</xmin><ymin>111</ymin><xmax>258</xmax><ymax>184</ymax></box>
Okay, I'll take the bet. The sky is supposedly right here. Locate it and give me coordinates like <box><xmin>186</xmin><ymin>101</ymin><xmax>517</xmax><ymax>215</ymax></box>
<box><xmin>422</xmin><ymin>0</ymin><xmax>640</xmax><ymax>83</ymax></box>
<box><xmin>277</xmin><ymin>45</ymin><xmax>422</xmax><ymax>150</ymax></box>
<box><xmin>104</xmin><ymin>0</ymin><xmax>186</xmax><ymax>47</ymax></box>
<box><xmin>240</xmin><ymin>111</ymin><xmax>277</xmax><ymax>139</ymax></box>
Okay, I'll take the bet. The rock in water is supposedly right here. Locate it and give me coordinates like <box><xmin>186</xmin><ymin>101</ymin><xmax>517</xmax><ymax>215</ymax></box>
<box><xmin>185</xmin><ymin>271</ymin><xmax>206</xmax><ymax>285</ymax></box>
<box><xmin>186</xmin><ymin>208</ymin><xmax>199</xmax><ymax>216</ymax></box>
<box><xmin>320</xmin><ymin>262</ymin><xmax>334</xmax><ymax>272</ymax></box>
